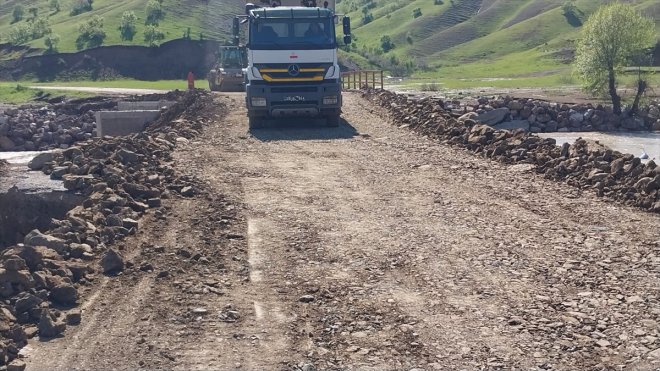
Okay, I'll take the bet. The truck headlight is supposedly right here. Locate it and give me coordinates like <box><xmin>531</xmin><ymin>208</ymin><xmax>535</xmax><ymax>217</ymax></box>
<box><xmin>323</xmin><ymin>96</ymin><xmax>338</xmax><ymax>105</ymax></box>
<box><xmin>251</xmin><ymin>67</ymin><xmax>263</xmax><ymax>80</ymax></box>
<box><xmin>251</xmin><ymin>97</ymin><xmax>267</xmax><ymax>107</ymax></box>
<box><xmin>324</xmin><ymin>65</ymin><xmax>337</xmax><ymax>79</ymax></box>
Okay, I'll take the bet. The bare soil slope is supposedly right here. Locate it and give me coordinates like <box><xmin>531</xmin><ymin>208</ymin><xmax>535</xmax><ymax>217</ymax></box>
<box><xmin>23</xmin><ymin>93</ymin><xmax>660</xmax><ymax>370</ymax></box>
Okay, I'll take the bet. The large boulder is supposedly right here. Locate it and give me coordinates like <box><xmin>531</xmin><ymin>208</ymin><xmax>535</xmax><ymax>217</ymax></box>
<box><xmin>0</xmin><ymin>136</ymin><xmax>16</xmax><ymax>150</ymax></box>
<box><xmin>24</xmin><ymin>230</ymin><xmax>66</xmax><ymax>254</ymax></box>
<box><xmin>476</xmin><ymin>108</ymin><xmax>510</xmax><ymax>126</ymax></box>
<box><xmin>49</xmin><ymin>284</ymin><xmax>78</xmax><ymax>306</ymax></box>
<box><xmin>100</xmin><ymin>248</ymin><xmax>125</xmax><ymax>274</ymax></box>
<box><xmin>38</xmin><ymin>309</ymin><xmax>66</xmax><ymax>338</ymax></box>
<box><xmin>27</xmin><ymin>152</ymin><xmax>55</xmax><ymax>171</ymax></box>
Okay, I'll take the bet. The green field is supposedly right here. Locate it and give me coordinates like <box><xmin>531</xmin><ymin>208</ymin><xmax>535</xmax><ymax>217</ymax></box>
<box><xmin>30</xmin><ymin>79</ymin><xmax>210</xmax><ymax>91</ymax></box>
<box><xmin>0</xmin><ymin>82</ymin><xmax>92</xmax><ymax>104</ymax></box>
<box><xmin>0</xmin><ymin>0</ymin><xmax>243</xmax><ymax>52</ymax></box>
<box><xmin>338</xmin><ymin>0</ymin><xmax>660</xmax><ymax>85</ymax></box>
<box><xmin>0</xmin><ymin>0</ymin><xmax>658</xmax><ymax>90</ymax></box>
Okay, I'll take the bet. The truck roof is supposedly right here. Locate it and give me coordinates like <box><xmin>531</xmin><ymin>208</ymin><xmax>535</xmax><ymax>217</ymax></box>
<box><xmin>250</xmin><ymin>7</ymin><xmax>334</xmax><ymax>19</ymax></box>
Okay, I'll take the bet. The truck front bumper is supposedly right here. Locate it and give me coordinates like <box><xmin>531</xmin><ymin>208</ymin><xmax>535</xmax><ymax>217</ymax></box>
<box><xmin>246</xmin><ymin>81</ymin><xmax>342</xmax><ymax>118</ymax></box>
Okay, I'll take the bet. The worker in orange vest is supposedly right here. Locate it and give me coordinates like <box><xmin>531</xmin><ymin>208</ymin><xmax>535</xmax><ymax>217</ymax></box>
<box><xmin>187</xmin><ymin>71</ymin><xmax>195</xmax><ymax>90</ymax></box>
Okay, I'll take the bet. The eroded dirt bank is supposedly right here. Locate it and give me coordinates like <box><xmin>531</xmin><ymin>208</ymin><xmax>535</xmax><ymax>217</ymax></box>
<box><xmin>21</xmin><ymin>93</ymin><xmax>660</xmax><ymax>370</ymax></box>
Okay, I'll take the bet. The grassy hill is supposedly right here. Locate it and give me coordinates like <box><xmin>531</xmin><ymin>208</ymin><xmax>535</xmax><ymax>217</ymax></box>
<box><xmin>0</xmin><ymin>0</ymin><xmax>658</xmax><ymax>87</ymax></box>
<box><xmin>0</xmin><ymin>0</ymin><xmax>243</xmax><ymax>52</ymax></box>
<box><xmin>338</xmin><ymin>0</ymin><xmax>660</xmax><ymax>87</ymax></box>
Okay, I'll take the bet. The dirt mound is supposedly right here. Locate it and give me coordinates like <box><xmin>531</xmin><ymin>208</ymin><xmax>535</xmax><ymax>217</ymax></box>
<box><xmin>0</xmin><ymin>90</ymin><xmax>222</xmax><ymax>367</ymax></box>
<box><xmin>364</xmin><ymin>89</ymin><xmax>660</xmax><ymax>213</ymax></box>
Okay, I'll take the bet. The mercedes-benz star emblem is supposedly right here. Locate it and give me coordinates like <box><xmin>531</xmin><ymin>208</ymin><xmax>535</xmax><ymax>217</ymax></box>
<box><xmin>288</xmin><ymin>64</ymin><xmax>300</xmax><ymax>77</ymax></box>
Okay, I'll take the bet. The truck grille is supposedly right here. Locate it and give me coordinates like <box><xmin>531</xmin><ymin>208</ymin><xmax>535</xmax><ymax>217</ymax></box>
<box><xmin>256</xmin><ymin>63</ymin><xmax>331</xmax><ymax>83</ymax></box>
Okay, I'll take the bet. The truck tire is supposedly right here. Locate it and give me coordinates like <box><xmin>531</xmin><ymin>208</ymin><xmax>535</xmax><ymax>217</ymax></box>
<box><xmin>248</xmin><ymin>115</ymin><xmax>265</xmax><ymax>130</ymax></box>
<box><xmin>326</xmin><ymin>114</ymin><xmax>341</xmax><ymax>127</ymax></box>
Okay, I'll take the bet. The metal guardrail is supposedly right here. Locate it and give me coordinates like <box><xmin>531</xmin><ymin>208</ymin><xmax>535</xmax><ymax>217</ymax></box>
<box><xmin>341</xmin><ymin>70</ymin><xmax>384</xmax><ymax>90</ymax></box>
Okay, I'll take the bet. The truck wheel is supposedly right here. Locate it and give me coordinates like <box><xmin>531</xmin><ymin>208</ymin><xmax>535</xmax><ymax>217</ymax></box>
<box><xmin>326</xmin><ymin>114</ymin><xmax>341</xmax><ymax>127</ymax></box>
<box><xmin>248</xmin><ymin>116</ymin><xmax>264</xmax><ymax>130</ymax></box>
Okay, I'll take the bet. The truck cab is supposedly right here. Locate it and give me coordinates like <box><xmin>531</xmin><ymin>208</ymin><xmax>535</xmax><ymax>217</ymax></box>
<box><xmin>238</xmin><ymin>1</ymin><xmax>351</xmax><ymax>129</ymax></box>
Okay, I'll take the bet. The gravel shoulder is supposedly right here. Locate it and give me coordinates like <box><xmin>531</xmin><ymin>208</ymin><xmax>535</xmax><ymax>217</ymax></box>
<box><xmin>23</xmin><ymin>92</ymin><xmax>660</xmax><ymax>370</ymax></box>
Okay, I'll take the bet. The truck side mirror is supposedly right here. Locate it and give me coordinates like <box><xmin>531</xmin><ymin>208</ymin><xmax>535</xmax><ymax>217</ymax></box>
<box><xmin>343</xmin><ymin>35</ymin><xmax>352</xmax><ymax>45</ymax></box>
<box><xmin>342</xmin><ymin>16</ymin><xmax>351</xmax><ymax>35</ymax></box>
<box><xmin>232</xmin><ymin>18</ymin><xmax>240</xmax><ymax>46</ymax></box>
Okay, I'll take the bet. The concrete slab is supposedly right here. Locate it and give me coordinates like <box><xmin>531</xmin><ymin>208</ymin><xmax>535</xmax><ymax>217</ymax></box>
<box><xmin>117</xmin><ymin>101</ymin><xmax>176</xmax><ymax>111</ymax></box>
<box><xmin>95</xmin><ymin>110</ymin><xmax>160</xmax><ymax>137</ymax></box>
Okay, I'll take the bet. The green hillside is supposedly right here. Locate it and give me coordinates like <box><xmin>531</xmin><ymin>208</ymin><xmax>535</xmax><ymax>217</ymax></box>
<box><xmin>0</xmin><ymin>0</ymin><xmax>658</xmax><ymax>87</ymax></box>
<box><xmin>0</xmin><ymin>0</ymin><xmax>243</xmax><ymax>51</ymax></box>
<box><xmin>338</xmin><ymin>0</ymin><xmax>660</xmax><ymax>86</ymax></box>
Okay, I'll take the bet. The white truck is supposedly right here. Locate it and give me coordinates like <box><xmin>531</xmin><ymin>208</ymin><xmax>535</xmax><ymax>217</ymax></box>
<box><xmin>235</xmin><ymin>0</ymin><xmax>351</xmax><ymax>129</ymax></box>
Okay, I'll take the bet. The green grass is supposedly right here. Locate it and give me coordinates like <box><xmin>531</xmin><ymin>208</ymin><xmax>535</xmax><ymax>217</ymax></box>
<box><xmin>0</xmin><ymin>0</ymin><xmax>242</xmax><ymax>52</ymax></box>
<box><xmin>0</xmin><ymin>83</ymin><xmax>92</xmax><ymax>104</ymax></box>
<box><xmin>340</xmin><ymin>0</ymin><xmax>659</xmax><ymax>82</ymax></box>
<box><xmin>30</xmin><ymin>79</ymin><xmax>209</xmax><ymax>91</ymax></box>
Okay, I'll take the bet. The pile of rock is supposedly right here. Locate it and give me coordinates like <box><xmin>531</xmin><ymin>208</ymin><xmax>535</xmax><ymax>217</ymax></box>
<box><xmin>0</xmin><ymin>90</ymin><xmax>216</xmax><ymax>367</ymax></box>
<box><xmin>364</xmin><ymin>90</ymin><xmax>660</xmax><ymax>213</ymax></box>
<box><xmin>0</xmin><ymin>106</ymin><xmax>98</xmax><ymax>152</ymax></box>
<box><xmin>442</xmin><ymin>96</ymin><xmax>660</xmax><ymax>133</ymax></box>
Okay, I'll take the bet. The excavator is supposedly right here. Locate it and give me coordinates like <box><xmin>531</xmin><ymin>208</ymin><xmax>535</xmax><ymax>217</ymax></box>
<box><xmin>208</xmin><ymin>46</ymin><xmax>248</xmax><ymax>92</ymax></box>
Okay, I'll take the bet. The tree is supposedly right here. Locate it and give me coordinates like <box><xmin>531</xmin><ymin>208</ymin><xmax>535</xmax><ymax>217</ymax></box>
<box><xmin>145</xmin><ymin>0</ymin><xmax>164</xmax><ymax>25</ymax></box>
<box><xmin>50</xmin><ymin>0</ymin><xmax>61</xmax><ymax>13</ymax></box>
<box><xmin>12</xmin><ymin>5</ymin><xmax>25</xmax><ymax>23</ymax></box>
<box><xmin>119</xmin><ymin>11</ymin><xmax>138</xmax><ymax>41</ymax></box>
<box><xmin>380</xmin><ymin>35</ymin><xmax>394</xmax><ymax>52</ymax></box>
<box><xmin>71</xmin><ymin>0</ymin><xmax>93</xmax><ymax>16</ymax></box>
<box><xmin>76</xmin><ymin>15</ymin><xmax>106</xmax><ymax>50</ymax></box>
<box><xmin>28</xmin><ymin>7</ymin><xmax>39</xmax><ymax>21</ymax></box>
<box><xmin>144</xmin><ymin>25</ymin><xmax>165</xmax><ymax>47</ymax></box>
<box><xmin>45</xmin><ymin>33</ymin><xmax>61</xmax><ymax>53</ymax></box>
<box><xmin>9</xmin><ymin>24</ymin><xmax>31</xmax><ymax>45</ymax></box>
<box><xmin>30</xmin><ymin>17</ymin><xmax>52</xmax><ymax>39</ymax></box>
<box><xmin>574</xmin><ymin>3</ymin><xmax>655</xmax><ymax>115</ymax></box>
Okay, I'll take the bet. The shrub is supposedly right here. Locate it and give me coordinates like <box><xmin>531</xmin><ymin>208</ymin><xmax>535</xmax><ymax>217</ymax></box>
<box><xmin>30</xmin><ymin>17</ymin><xmax>52</xmax><ymax>39</ymax></box>
<box><xmin>50</xmin><ymin>0</ymin><xmax>61</xmax><ymax>13</ymax></box>
<box><xmin>145</xmin><ymin>0</ymin><xmax>164</xmax><ymax>25</ymax></box>
<box><xmin>9</xmin><ymin>24</ymin><xmax>31</xmax><ymax>45</ymax></box>
<box><xmin>71</xmin><ymin>0</ymin><xmax>93</xmax><ymax>16</ymax></box>
<box><xmin>412</xmin><ymin>8</ymin><xmax>422</xmax><ymax>18</ymax></box>
<box><xmin>119</xmin><ymin>11</ymin><xmax>138</xmax><ymax>41</ymax></box>
<box><xmin>76</xmin><ymin>15</ymin><xmax>106</xmax><ymax>50</ymax></box>
<box><xmin>144</xmin><ymin>25</ymin><xmax>165</xmax><ymax>47</ymax></box>
<box><xmin>380</xmin><ymin>35</ymin><xmax>395</xmax><ymax>52</ymax></box>
<box><xmin>45</xmin><ymin>33</ymin><xmax>61</xmax><ymax>53</ymax></box>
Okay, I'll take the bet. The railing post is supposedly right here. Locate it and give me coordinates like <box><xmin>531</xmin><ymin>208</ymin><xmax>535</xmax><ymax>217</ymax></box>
<box><xmin>380</xmin><ymin>70</ymin><xmax>384</xmax><ymax>89</ymax></box>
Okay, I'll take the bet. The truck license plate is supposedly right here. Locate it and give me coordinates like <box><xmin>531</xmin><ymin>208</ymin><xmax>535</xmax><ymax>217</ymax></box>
<box><xmin>284</xmin><ymin>96</ymin><xmax>305</xmax><ymax>102</ymax></box>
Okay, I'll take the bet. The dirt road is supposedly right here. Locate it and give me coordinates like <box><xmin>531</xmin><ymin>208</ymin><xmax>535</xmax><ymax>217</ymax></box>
<box><xmin>23</xmin><ymin>93</ymin><xmax>660</xmax><ymax>370</ymax></box>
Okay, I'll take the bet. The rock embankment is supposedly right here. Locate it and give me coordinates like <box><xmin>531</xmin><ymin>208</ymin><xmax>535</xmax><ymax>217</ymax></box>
<box><xmin>365</xmin><ymin>90</ymin><xmax>660</xmax><ymax>213</ymax></box>
<box><xmin>0</xmin><ymin>92</ymin><xmax>186</xmax><ymax>152</ymax></box>
<box><xmin>0</xmin><ymin>90</ymin><xmax>217</xmax><ymax>368</ymax></box>
<box><xmin>442</xmin><ymin>96</ymin><xmax>660</xmax><ymax>133</ymax></box>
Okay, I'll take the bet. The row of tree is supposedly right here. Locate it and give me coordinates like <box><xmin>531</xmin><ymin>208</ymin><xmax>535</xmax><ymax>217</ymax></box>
<box><xmin>5</xmin><ymin>0</ymin><xmax>168</xmax><ymax>51</ymax></box>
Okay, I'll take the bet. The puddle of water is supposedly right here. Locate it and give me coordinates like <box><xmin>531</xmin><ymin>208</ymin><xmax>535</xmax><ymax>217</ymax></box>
<box><xmin>0</xmin><ymin>151</ymin><xmax>43</xmax><ymax>165</ymax></box>
<box><xmin>540</xmin><ymin>132</ymin><xmax>660</xmax><ymax>161</ymax></box>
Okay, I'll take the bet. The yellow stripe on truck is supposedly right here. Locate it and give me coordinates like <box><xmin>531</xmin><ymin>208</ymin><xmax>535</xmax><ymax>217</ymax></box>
<box><xmin>262</xmin><ymin>74</ymin><xmax>324</xmax><ymax>82</ymax></box>
<box><xmin>260</xmin><ymin>68</ymin><xmax>326</xmax><ymax>73</ymax></box>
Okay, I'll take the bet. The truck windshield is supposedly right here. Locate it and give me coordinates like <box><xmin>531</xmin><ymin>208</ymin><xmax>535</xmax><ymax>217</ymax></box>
<box><xmin>220</xmin><ymin>49</ymin><xmax>244</xmax><ymax>68</ymax></box>
<box><xmin>249</xmin><ymin>18</ymin><xmax>336</xmax><ymax>50</ymax></box>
